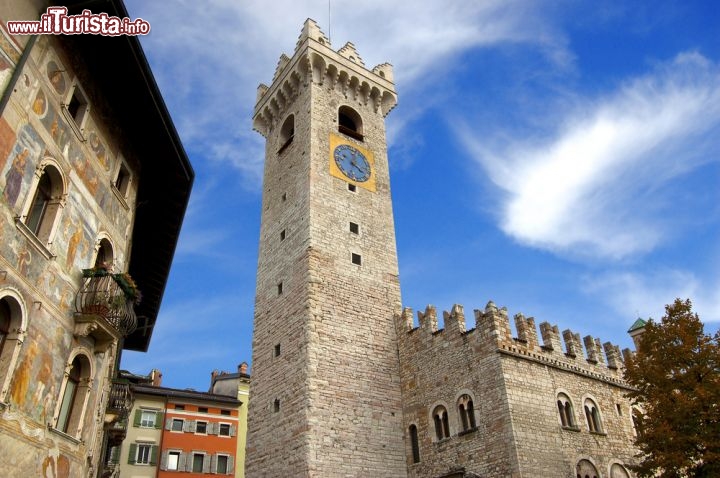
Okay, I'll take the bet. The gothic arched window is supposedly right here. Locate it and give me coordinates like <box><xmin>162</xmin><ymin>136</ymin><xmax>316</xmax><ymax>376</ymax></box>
<box><xmin>557</xmin><ymin>393</ymin><xmax>576</xmax><ymax>428</ymax></box>
<box><xmin>584</xmin><ymin>398</ymin><xmax>603</xmax><ymax>433</ymax></box>
<box><xmin>457</xmin><ymin>394</ymin><xmax>476</xmax><ymax>431</ymax></box>
<box><xmin>432</xmin><ymin>405</ymin><xmax>450</xmax><ymax>440</ymax></box>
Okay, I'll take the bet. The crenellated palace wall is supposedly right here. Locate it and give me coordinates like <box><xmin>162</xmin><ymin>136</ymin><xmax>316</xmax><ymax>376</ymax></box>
<box><xmin>397</xmin><ymin>302</ymin><xmax>638</xmax><ymax>478</ymax></box>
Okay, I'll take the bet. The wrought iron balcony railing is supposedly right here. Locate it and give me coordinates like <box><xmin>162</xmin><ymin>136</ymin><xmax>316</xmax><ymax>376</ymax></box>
<box><xmin>106</xmin><ymin>379</ymin><xmax>133</xmax><ymax>418</ymax></box>
<box><xmin>75</xmin><ymin>272</ymin><xmax>138</xmax><ymax>335</ymax></box>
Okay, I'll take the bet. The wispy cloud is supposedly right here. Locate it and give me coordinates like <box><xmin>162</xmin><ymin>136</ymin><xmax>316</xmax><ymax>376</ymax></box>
<box><xmin>460</xmin><ymin>52</ymin><xmax>720</xmax><ymax>260</ymax></box>
<box><xmin>582</xmin><ymin>268</ymin><xmax>720</xmax><ymax>324</ymax></box>
<box><xmin>126</xmin><ymin>0</ymin><xmax>569</xmax><ymax>186</ymax></box>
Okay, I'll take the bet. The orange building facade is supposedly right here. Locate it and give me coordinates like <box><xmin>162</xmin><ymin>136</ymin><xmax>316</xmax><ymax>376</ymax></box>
<box><xmin>123</xmin><ymin>384</ymin><xmax>240</xmax><ymax>477</ymax></box>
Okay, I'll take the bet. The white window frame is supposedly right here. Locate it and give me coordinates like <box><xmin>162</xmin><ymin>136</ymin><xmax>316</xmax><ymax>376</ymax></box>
<box><xmin>136</xmin><ymin>443</ymin><xmax>152</xmax><ymax>465</ymax></box>
<box><xmin>167</xmin><ymin>450</ymin><xmax>181</xmax><ymax>470</ymax></box>
<box><xmin>195</xmin><ymin>420</ymin><xmax>208</xmax><ymax>435</ymax></box>
<box><xmin>140</xmin><ymin>410</ymin><xmax>156</xmax><ymax>428</ymax></box>
<box><xmin>218</xmin><ymin>422</ymin><xmax>231</xmax><ymax>437</ymax></box>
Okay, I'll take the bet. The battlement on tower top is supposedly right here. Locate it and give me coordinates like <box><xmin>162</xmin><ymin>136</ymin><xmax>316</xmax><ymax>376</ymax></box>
<box><xmin>253</xmin><ymin>19</ymin><xmax>398</xmax><ymax>137</ymax></box>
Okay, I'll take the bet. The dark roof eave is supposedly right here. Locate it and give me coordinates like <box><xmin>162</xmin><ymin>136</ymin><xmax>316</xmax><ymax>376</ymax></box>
<box><xmin>131</xmin><ymin>384</ymin><xmax>242</xmax><ymax>405</ymax></box>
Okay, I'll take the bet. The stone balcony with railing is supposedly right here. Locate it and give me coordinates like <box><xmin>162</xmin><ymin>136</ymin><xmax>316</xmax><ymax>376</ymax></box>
<box><xmin>73</xmin><ymin>268</ymin><xmax>139</xmax><ymax>352</ymax></box>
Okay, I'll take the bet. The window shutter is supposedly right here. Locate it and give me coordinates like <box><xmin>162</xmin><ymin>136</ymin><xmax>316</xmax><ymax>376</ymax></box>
<box><xmin>178</xmin><ymin>452</ymin><xmax>186</xmax><ymax>471</ymax></box>
<box><xmin>133</xmin><ymin>409</ymin><xmax>142</xmax><ymax>427</ymax></box>
<box><xmin>227</xmin><ymin>456</ymin><xmax>235</xmax><ymax>475</ymax></box>
<box><xmin>207</xmin><ymin>422</ymin><xmax>216</xmax><ymax>435</ymax></box>
<box><xmin>127</xmin><ymin>443</ymin><xmax>137</xmax><ymax>465</ymax></box>
<box><xmin>109</xmin><ymin>446</ymin><xmax>120</xmax><ymax>465</ymax></box>
<box><xmin>210</xmin><ymin>454</ymin><xmax>217</xmax><ymax>473</ymax></box>
<box><xmin>188</xmin><ymin>420</ymin><xmax>197</xmax><ymax>433</ymax></box>
<box><xmin>165</xmin><ymin>417</ymin><xmax>172</xmax><ymax>430</ymax></box>
<box><xmin>155</xmin><ymin>412</ymin><xmax>164</xmax><ymax>429</ymax></box>
<box><xmin>230</xmin><ymin>424</ymin><xmax>236</xmax><ymax>436</ymax></box>
<box><xmin>183</xmin><ymin>420</ymin><xmax>192</xmax><ymax>432</ymax></box>
<box><xmin>186</xmin><ymin>452</ymin><xmax>196</xmax><ymax>472</ymax></box>
<box><xmin>150</xmin><ymin>445</ymin><xmax>159</xmax><ymax>466</ymax></box>
<box><xmin>160</xmin><ymin>450</ymin><xmax>168</xmax><ymax>471</ymax></box>
<box><xmin>202</xmin><ymin>453</ymin><xmax>211</xmax><ymax>473</ymax></box>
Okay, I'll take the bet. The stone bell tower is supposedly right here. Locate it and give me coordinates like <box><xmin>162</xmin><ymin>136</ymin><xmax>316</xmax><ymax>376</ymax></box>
<box><xmin>246</xmin><ymin>19</ymin><xmax>405</xmax><ymax>477</ymax></box>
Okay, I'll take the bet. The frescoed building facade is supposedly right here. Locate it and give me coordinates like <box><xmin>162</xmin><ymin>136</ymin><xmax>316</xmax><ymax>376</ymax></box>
<box><xmin>0</xmin><ymin>2</ymin><xmax>193</xmax><ymax>477</ymax></box>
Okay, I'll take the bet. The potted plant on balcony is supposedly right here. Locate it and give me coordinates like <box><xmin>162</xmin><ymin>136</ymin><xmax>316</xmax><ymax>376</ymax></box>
<box><xmin>79</xmin><ymin>264</ymin><xmax>142</xmax><ymax>317</ymax></box>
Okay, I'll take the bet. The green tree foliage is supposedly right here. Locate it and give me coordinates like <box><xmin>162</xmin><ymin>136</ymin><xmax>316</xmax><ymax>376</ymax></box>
<box><xmin>624</xmin><ymin>299</ymin><xmax>720</xmax><ymax>477</ymax></box>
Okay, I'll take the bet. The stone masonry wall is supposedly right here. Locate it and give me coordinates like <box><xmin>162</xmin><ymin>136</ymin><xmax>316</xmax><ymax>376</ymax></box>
<box><xmin>396</xmin><ymin>302</ymin><xmax>639</xmax><ymax>478</ymax></box>
<box><xmin>247</xmin><ymin>19</ymin><xmax>404</xmax><ymax>477</ymax></box>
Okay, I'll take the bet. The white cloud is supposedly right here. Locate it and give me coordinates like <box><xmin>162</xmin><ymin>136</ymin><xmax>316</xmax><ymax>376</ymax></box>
<box><xmin>125</xmin><ymin>0</ymin><xmax>568</xmax><ymax>186</ymax></box>
<box><xmin>582</xmin><ymin>269</ymin><xmax>720</xmax><ymax>324</ymax></box>
<box><xmin>461</xmin><ymin>52</ymin><xmax>720</xmax><ymax>259</ymax></box>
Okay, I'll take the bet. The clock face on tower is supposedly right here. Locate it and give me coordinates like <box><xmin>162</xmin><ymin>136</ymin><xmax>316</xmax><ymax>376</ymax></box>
<box><xmin>328</xmin><ymin>134</ymin><xmax>376</xmax><ymax>192</ymax></box>
<box><xmin>333</xmin><ymin>144</ymin><xmax>371</xmax><ymax>182</ymax></box>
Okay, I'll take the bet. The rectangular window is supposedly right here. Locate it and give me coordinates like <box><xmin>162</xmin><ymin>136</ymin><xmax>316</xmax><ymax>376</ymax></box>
<box><xmin>167</xmin><ymin>451</ymin><xmax>180</xmax><ymax>471</ymax></box>
<box><xmin>136</xmin><ymin>444</ymin><xmax>151</xmax><ymax>465</ymax></box>
<box><xmin>348</xmin><ymin>183</ymin><xmax>357</xmax><ymax>192</ymax></box>
<box><xmin>171</xmin><ymin>418</ymin><xmax>183</xmax><ymax>432</ymax></box>
<box><xmin>217</xmin><ymin>455</ymin><xmax>229</xmax><ymax>474</ymax></box>
<box><xmin>198</xmin><ymin>407</ymin><xmax>208</xmax><ymax>413</ymax></box>
<box><xmin>115</xmin><ymin>163</ymin><xmax>131</xmax><ymax>197</ymax></box>
<box><xmin>351</xmin><ymin>253</ymin><xmax>362</xmax><ymax>265</ymax></box>
<box><xmin>175</xmin><ymin>404</ymin><xmax>185</xmax><ymax>410</ymax></box>
<box><xmin>280</xmin><ymin>229</ymin><xmax>286</xmax><ymax>241</ymax></box>
<box><xmin>274</xmin><ymin>343</ymin><xmax>281</xmax><ymax>357</ymax></box>
<box><xmin>67</xmin><ymin>87</ymin><xmax>88</xmax><ymax>127</ymax></box>
<box><xmin>277</xmin><ymin>282</ymin><xmax>283</xmax><ymax>295</ymax></box>
<box><xmin>192</xmin><ymin>453</ymin><xmax>204</xmax><ymax>473</ymax></box>
<box><xmin>196</xmin><ymin>421</ymin><xmax>207</xmax><ymax>434</ymax></box>
<box><xmin>349</xmin><ymin>222</ymin><xmax>359</xmax><ymax>234</ymax></box>
<box><xmin>281</xmin><ymin>192</ymin><xmax>287</xmax><ymax>202</ymax></box>
<box><xmin>140</xmin><ymin>410</ymin><xmax>156</xmax><ymax>428</ymax></box>
<box><xmin>220</xmin><ymin>409</ymin><xmax>231</xmax><ymax>416</ymax></box>
<box><xmin>219</xmin><ymin>423</ymin><xmax>231</xmax><ymax>436</ymax></box>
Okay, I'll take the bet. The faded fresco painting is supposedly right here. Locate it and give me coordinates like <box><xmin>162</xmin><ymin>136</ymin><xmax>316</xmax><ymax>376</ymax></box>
<box><xmin>1</xmin><ymin>123</ymin><xmax>43</xmax><ymax>211</ymax></box>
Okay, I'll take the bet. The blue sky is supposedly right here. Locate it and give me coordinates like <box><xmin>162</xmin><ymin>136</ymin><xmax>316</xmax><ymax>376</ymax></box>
<box><xmin>121</xmin><ymin>1</ymin><xmax>720</xmax><ymax>391</ymax></box>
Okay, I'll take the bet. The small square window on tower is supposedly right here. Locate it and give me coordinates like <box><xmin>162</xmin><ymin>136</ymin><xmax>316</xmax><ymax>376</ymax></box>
<box><xmin>351</xmin><ymin>253</ymin><xmax>362</xmax><ymax>265</ymax></box>
<box><xmin>274</xmin><ymin>399</ymin><xmax>281</xmax><ymax>412</ymax></box>
<box><xmin>277</xmin><ymin>282</ymin><xmax>283</xmax><ymax>295</ymax></box>
<box><xmin>274</xmin><ymin>343</ymin><xmax>281</xmax><ymax>357</ymax></box>
<box><xmin>349</xmin><ymin>222</ymin><xmax>359</xmax><ymax>234</ymax></box>
<box><xmin>348</xmin><ymin>183</ymin><xmax>357</xmax><ymax>192</ymax></box>
<box><xmin>280</xmin><ymin>229</ymin><xmax>286</xmax><ymax>241</ymax></box>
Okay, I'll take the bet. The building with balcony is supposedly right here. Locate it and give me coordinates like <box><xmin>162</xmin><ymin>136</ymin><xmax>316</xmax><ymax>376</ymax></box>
<box><xmin>0</xmin><ymin>1</ymin><xmax>193</xmax><ymax>477</ymax></box>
